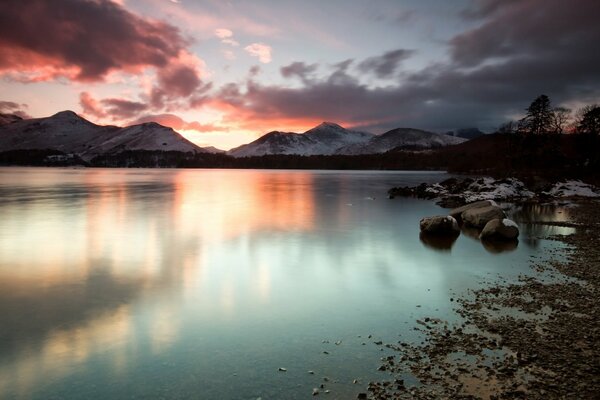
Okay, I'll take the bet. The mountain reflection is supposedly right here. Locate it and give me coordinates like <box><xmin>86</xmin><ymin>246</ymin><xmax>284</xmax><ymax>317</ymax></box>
<box><xmin>0</xmin><ymin>168</ymin><xmax>562</xmax><ymax>400</ymax></box>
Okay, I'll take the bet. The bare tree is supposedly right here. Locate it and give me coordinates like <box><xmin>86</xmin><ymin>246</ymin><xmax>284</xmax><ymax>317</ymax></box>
<box><xmin>498</xmin><ymin>120</ymin><xmax>517</xmax><ymax>134</ymax></box>
<box><xmin>551</xmin><ymin>107</ymin><xmax>571</xmax><ymax>134</ymax></box>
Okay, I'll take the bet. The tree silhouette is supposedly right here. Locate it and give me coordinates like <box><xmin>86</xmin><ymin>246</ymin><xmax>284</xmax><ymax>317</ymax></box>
<box><xmin>551</xmin><ymin>107</ymin><xmax>571</xmax><ymax>134</ymax></box>
<box><xmin>519</xmin><ymin>95</ymin><xmax>553</xmax><ymax>134</ymax></box>
<box><xmin>577</xmin><ymin>105</ymin><xmax>600</xmax><ymax>135</ymax></box>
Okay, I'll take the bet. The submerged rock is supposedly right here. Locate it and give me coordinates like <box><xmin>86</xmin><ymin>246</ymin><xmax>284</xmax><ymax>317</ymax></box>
<box><xmin>419</xmin><ymin>215</ymin><xmax>460</xmax><ymax>235</ymax></box>
<box><xmin>462</xmin><ymin>205</ymin><xmax>505</xmax><ymax>228</ymax></box>
<box><xmin>480</xmin><ymin>218</ymin><xmax>520</xmax><ymax>240</ymax></box>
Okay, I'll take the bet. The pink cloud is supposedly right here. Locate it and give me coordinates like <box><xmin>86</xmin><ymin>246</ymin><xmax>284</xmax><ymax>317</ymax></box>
<box><xmin>0</xmin><ymin>0</ymin><xmax>190</xmax><ymax>82</ymax></box>
<box><xmin>129</xmin><ymin>113</ymin><xmax>228</xmax><ymax>133</ymax></box>
<box><xmin>244</xmin><ymin>43</ymin><xmax>272</xmax><ymax>64</ymax></box>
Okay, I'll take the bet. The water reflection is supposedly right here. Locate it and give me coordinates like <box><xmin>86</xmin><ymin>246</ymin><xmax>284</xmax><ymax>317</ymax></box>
<box><xmin>0</xmin><ymin>168</ymin><xmax>564</xmax><ymax>400</ymax></box>
<box><xmin>507</xmin><ymin>203</ymin><xmax>576</xmax><ymax>247</ymax></box>
<box><xmin>419</xmin><ymin>232</ymin><xmax>458</xmax><ymax>251</ymax></box>
<box><xmin>481</xmin><ymin>238</ymin><xmax>519</xmax><ymax>254</ymax></box>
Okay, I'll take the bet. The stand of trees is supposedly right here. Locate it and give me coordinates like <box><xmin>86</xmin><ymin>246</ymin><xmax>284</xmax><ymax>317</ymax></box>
<box><xmin>499</xmin><ymin>94</ymin><xmax>599</xmax><ymax>136</ymax></box>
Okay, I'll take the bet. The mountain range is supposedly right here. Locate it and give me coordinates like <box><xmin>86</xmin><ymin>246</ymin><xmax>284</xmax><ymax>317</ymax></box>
<box><xmin>227</xmin><ymin>123</ymin><xmax>465</xmax><ymax>157</ymax></box>
<box><xmin>0</xmin><ymin>111</ymin><xmax>212</xmax><ymax>161</ymax></box>
<box><xmin>0</xmin><ymin>111</ymin><xmax>470</xmax><ymax>162</ymax></box>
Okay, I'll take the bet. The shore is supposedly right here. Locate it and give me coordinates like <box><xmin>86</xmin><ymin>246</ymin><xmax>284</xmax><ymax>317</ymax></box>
<box><xmin>364</xmin><ymin>199</ymin><xmax>600</xmax><ymax>399</ymax></box>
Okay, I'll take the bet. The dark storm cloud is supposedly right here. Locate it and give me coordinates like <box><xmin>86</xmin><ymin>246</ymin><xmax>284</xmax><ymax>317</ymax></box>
<box><xmin>0</xmin><ymin>100</ymin><xmax>31</xmax><ymax>118</ymax></box>
<box><xmin>450</xmin><ymin>0</ymin><xmax>600</xmax><ymax>68</ymax></box>
<box><xmin>0</xmin><ymin>0</ymin><xmax>188</xmax><ymax>81</ymax></box>
<box><xmin>216</xmin><ymin>0</ymin><xmax>600</xmax><ymax>132</ymax></box>
<box><xmin>100</xmin><ymin>98</ymin><xmax>148</xmax><ymax>119</ymax></box>
<box><xmin>280</xmin><ymin>62</ymin><xmax>318</xmax><ymax>83</ymax></box>
<box><xmin>357</xmin><ymin>49</ymin><xmax>415</xmax><ymax>79</ymax></box>
<box><xmin>79</xmin><ymin>92</ymin><xmax>148</xmax><ymax>120</ymax></box>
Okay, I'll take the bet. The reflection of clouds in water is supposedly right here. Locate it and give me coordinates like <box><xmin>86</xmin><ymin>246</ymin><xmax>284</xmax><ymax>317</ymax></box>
<box><xmin>0</xmin><ymin>168</ymin><xmax>560</xmax><ymax>399</ymax></box>
<box><xmin>0</xmin><ymin>304</ymin><xmax>134</xmax><ymax>398</ymax></box>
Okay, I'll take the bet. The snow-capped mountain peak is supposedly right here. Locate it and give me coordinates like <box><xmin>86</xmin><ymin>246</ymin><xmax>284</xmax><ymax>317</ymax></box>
<box><xmin>336</xmin><ymin>127</ymin><xmax>467</xmax><ymax>155</ymax></box>
<box><xmin>228</xmin><ymin>122</ymin><xmax>374</xmax><ymax>157</ymax></box>
<box><xmin>0</xmin><ymin>111</ymin><xmax>207</xmax><ymax>161</ymax></box>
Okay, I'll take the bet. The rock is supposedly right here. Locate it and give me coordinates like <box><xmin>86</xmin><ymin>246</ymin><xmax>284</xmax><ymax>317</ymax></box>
<box><xmin>278</xmin><ymin>367</ymin><xmax>287</xmax><ymax>372</ymax></box>
<box><xmin>449</xmin><ymin>200</ymin><xmax>496</xmax><ymax>223</ymax></box>
<box><xmin>357</xmin><ymin>393</ymin><xmax>367</xmax><ymax>399</ymax></box>
<box><xmin>419</xmin><ymin>215</ymin><xmax>460</xmax><ymax>235</ymax></box>
<box><xmin>462</xmin><ymin>205</ymin><xmax>505</xmax><ymax>228</ymax></box>
<box><xmin>312</xmin><ymin>388</ymin><xmax>320</xmax><ymax>396</ymax></box>
<box><xmin>480</xmin><ymin>218</ymin><xmax>519</xmax><ymax>240</ymax></box>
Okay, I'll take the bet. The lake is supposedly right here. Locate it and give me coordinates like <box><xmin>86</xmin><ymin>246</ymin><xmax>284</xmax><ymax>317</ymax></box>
<box><xmin>0</xmin><ymin>168</ymin><xmax>565</xmax><ymax>399</ymax></box>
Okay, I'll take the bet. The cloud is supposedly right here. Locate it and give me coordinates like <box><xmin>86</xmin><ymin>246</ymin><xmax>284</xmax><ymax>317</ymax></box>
<box><xmin>0</xmin><ymin>100</ymin><xmax>31</xmax><ymax>118</ymax></box>
<box><xmin>80</xmin><ymin>91</ymin><xmax>147</xmax><ymax>120</ymax></box>
<box><xmin>211</xmin><ymin>0</ymin><xmax>600</xmax><ymax>133</ymax></box>
<box><xmin>222</xmin><ymin>50</ymin><xmax>236</xmax><ymax>61</ymax></box>
<box><xmin>214</xmin><ymin>28</ymin><xmax>239</xmax><ymax>46</ymax></box>
<box><xmin>129</xmin><ymin>114</ymin><xmax>228</xmax><ymax>132</ymax></box>
<box><xmin>214</xmin><ymin>28</ymin><xmax>233</xmax><ymax>39</ymax></box>
<box><xmin>244</xmin><ymin>43</ymin><xmax>272</xmax><ymax>64</ymax></box>
<box><xmin>79</xmin><ymin>92</ymin><xmax>107</xmax><ymax>119</ymax></box>
<box><xmin>357</xmin><ymin>49</ymin><xmax>415</xmax><ymax>79</ymax></box>
<box><xmin>0</xmin><ymin>0</ymin><xmax>190</xmax><ymax>82</ymax></box>
<box><xmin>280</xmin><ymin>62</ymin><xmax>318</xmax><ymax>84</ymax></box>
<box><xmin>100</xmin><ymin>98</ymin><xmax>148</xmax><ymax>119</ymax></box>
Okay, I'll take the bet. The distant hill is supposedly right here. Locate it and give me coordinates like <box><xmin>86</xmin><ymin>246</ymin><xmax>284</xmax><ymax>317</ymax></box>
<box><xmin>337</xmin><ymin>127</ymin><xmax>466</xmax><ymax>155</ymax></box>
<box><xmin>0</xmin><ymin>113</ymin><xmax>24</xmax><ymax>126</ymax></box>
<box><xmin>446</xmin><ymin>128</ymin><xmax>485</xmax><ymax>140</ymax></box>
<box><xmin>228</xmin><ymin>123</ymin><xmax>467</xmax><ymax>157</ymax></box>
<box><xmin>0</xmin><ymin>111</ymin><xmax>217</xmax><ymax>161</ymax></box>
<box><xmin>228</xmin><ymin>122</ymin><xmax>373</xmax><ymax>157</ymax></box>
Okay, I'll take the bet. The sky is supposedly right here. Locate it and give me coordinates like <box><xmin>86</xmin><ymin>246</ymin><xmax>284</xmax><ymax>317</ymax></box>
<box><xmin>1</xmin><ymin>0</ymin><xmax>599</xmax><ymax>150</ymax></box>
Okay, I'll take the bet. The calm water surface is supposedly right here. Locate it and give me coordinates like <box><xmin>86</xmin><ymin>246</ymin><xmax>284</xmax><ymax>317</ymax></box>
<box><xmin>0</xmin><ymin>168</ymin><xmax>565</xmax><ymax>399</ymax></box>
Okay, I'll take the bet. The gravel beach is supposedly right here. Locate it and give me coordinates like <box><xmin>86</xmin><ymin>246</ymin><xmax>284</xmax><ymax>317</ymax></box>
<box><xmin>365</xmin><ymin>200</ymin><xmax>600</xmax><ymax>399</ymax></box>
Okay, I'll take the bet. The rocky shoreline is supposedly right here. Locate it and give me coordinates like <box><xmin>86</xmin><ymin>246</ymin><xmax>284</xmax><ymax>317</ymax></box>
<box><xmin>388</xmin><ymin>177</ymin><xmax>599</xmax><ymax>208</ymax></box>
<box><xmin>360</xmin><ymin>195</ymin><xmax>600</xmax><ymax>398</ymax></box>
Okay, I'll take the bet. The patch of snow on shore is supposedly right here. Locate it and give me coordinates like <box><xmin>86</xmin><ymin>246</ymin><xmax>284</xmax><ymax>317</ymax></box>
<box><xmin>463</xmin><ymin>178</ymin><xmax>534</xmax><ymax>202</ymax></box>
<box><xmin>546</xmin><ymin>180</ymin><xmax>600</xmax><ymax>198</ymax></box>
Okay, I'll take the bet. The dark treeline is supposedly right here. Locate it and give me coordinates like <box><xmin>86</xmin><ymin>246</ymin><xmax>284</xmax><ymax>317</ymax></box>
<box><xmin>90</xmin><ymin>150</ymin><xmax>446</xmax><ymax>170</ymax></box>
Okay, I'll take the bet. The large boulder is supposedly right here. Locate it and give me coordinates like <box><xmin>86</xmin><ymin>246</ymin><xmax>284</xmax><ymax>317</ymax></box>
<box><xmin>420</xmin><ymin>215</ymin><xmax>460</xmax><ymax>235</ymax></box>
<box><xmin>449</xmin><ymin>200</ymin><xmax>497</xmax><ymax>223</ymax></box>
<box><xmin>480</xmin><ymin>218</ymin><xmax>519</xmax><ymax>240</ymax></box>
<box><xmin>461</xmin><ymin>205</ymin><xmax>505</xmax><ymax>228</ymax></box>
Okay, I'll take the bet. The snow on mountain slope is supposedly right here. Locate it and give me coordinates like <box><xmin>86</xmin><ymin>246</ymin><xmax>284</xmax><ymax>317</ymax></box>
<box><xmin>81</xmin><ymin>122</ymin><xmax>201</xmax><ymax>159</ymax></box>
<box><xmin>0</xmin><ymin>113</ymin><xmax>23</xmax><ymax>126</ymax></box>
<box><xmin>302</xmin><ymin>122</ymin><xmax>373</xmax><ymax>154</ymax></box>
<box><xmin>199</xmin><ymin>146</ymin><xmax>226</xmax><ymax>154</ymax></box>
<box><xmin>228</xmin><ymin>131</ymin><xmax>317</xmax><ymax>157</ymax></box>
<box><xmin>0</xmin><ymin>111</ymin><xmax>119</xmax><ymax>156</ymax></box>
<box><xmin>336</xmin><ymin>127</ymin><xmax>466</xmax><ymax>155</ymax></box>
<box><xmin>227</xmin><ymin>122</ymin><xmax>373</xmax><ymax>157</ymax></box>
<box><xmin>0</xmin><ymin>111</ymin><xmax>204</xmax><ymax>160</ymax></box>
